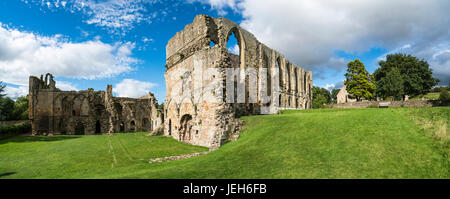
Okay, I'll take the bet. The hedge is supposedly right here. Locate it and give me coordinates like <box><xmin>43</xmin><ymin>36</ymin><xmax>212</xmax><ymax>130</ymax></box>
<box><xmin>0</xmin><ymin>122</ymin><xmax>31</xmax><ymax>136</ymax></box>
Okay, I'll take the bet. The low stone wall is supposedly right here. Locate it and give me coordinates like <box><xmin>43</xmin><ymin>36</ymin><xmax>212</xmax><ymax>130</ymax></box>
<box><xmin>327</xmin><ymin>100</ymin><xmax>444</xmax><ymax>109</ymax></box>
<box><xmin>149</xmin><ymin>151</ymin><xmax>210</xmax><ymax>163</ymax></box>
<box><xmin>0</xmin><ymin>121</ymin><xmax>31</xmax><ymax>139</ymax></box>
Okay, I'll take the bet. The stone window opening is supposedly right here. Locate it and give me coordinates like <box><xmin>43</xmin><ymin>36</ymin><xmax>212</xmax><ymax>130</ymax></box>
<box><xmin>95</xmin><ymin>120</ymin><xmax>101</xmax><ymax>134</ymax></box>
<box><xmin>277</xmin><ymin>57</ymin><xmax>282</xmax><ymax>90</ymax></box>
<box><xmin>226</xmin><ymin>31</ymin><xmax>239</xmax><ymax>56</ymax></box>
<box><xmin>168</xmin><ymin>119</ymin><xmax>172</xmax><ymax>135</ymax></box>
<box><xmin>130</xmin><ymin>120</ymin><xmax>136</xmax><ymax>132</ymax></box>
<box><xmin>179</xmin><ymin>114</ymin><xmax>193</xmax><ymax>142</ymax></box>
<box><xmin>120</xmin><ymin>122</ymin><xmax>125</xmax><ymax>132</ymax></box>
<box><xmin>209</xmin><ymin>40</ymin><xmax>216</xmax><ymax>47</ymax></box>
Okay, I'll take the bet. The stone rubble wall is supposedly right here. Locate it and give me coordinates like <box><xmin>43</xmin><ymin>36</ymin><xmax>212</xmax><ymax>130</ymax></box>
<box><xmin>328</xmin><ymin>100</ymin><xmax>445</xmax><ymax>109</ymax></box>
<box><xmin>28</xmin><ymin>73</ymin><xmax>163</xmax><ymax>135</ymax></box>
<box><xmin>149</xmin><ymin>151</ymin><xmax>210</xmax><ymax>163</ymax></box>
<box><xmin>164</xmin><ymin>15</ymin><xmax>313</xmax><ymax>149</ymax></box>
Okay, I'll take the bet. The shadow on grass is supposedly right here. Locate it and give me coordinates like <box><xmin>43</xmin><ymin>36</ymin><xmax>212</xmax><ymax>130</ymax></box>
<box><xmin>0</xmin><ymin>172</ymin><xmax>17</xmax><ymax>178</ymax></box>
<box><xmin>0</xmin><ymin>136</ymin><xmax>81</xmax><ymax>144</ymax></box>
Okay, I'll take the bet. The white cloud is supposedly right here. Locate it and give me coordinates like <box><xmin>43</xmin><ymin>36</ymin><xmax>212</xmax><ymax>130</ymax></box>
<box><xmin>56</xmin><ymin>81</ymin><xmax>78</xmax><ymax>91</ymax></box>
<box><xmin>323</xmin><ymin>84</ymin><xmax>335</xmax><ymax>91</ymax></box>
<box><xmin>197</xmin><ymin>0</ymin><xmax>450</xmax><ymax>84</ymax></box>
<box><xmin>188</xmin><ymin>0</ymin><xmax>239</xmax><ymax>15</ymax></box>
<box><xmin>228</xmin><ymin>44</ymin><xmax>239</xmax><ymax>55</ymax></box>
<box><xmin>113</xmin><ymin>79</ymin><xmax>157</xmax><ymax>98</ymax></box>
<box><xmin>377</xmin><ymin>44</ymin><xmax>412</xmax><ymax>61</ymax></box>
<box><xmin>0</xmin><ymin>23</ymin><xmax>137</xmax><ymax>86</ymax></box>
<box><xmin>4</xmin><ymin>86</ymin><xmax>28</xmax><ymax>99</ymax></box>
<box><xmin>23</xmin><ymin>0</ymin><xmax>162</xmax><ymax>34</ymax></box>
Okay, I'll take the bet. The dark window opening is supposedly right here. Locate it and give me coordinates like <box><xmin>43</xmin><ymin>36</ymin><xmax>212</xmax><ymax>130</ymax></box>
<box><xmin>95</xmin><ymin>121</ymin><xmax>101</xmax><ymax>134</ymax></box>
<box><xmin>120</xmin><ymin>122</ymin><xmax>125</xmax><ymax>132</ymax></box>
<box><xmin>130</xmin><ymin>120</ymin><xmax>136</xmax><ymax>132</ymax></box>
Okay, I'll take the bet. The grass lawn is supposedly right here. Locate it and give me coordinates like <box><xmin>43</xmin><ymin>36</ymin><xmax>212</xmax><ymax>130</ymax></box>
<box><xmin>0</xmin><ymin>132</ymin><xmax>208</xmax><ymax>178</ymax></box>
<box><xmin>410</xmin><ymin>92</ymin><xmax>441</xmax><ymax>100</ymax></box>
<box><xmin>0</xmin><ymin>107</ymin><xmax>449</xmax><ymax>179</ymax></box>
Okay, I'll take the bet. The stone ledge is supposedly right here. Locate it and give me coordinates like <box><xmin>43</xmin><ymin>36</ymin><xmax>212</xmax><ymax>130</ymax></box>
<box><xmin>149</xmin><ymin>151</ymin><xmax>210</xmax><ymax>164</ymax></box>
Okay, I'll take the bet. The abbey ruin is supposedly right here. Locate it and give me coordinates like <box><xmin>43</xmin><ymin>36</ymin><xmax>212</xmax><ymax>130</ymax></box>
<box><xmin>28</xmin><ymin>15</ymin><xmax>312</xmax><ymax>149</ymax></box>
<box><xmin>164</xmin><ymin>15</ymin><xmax>312</xmax><ymax>149</ymax></box>
<box><xmin>29</xmin><ymin>73</ymin><xmax>162</xmax><ymax>135</ymax></box>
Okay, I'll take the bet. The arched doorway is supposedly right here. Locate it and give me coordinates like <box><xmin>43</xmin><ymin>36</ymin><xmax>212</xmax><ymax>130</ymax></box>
<box><xmin>130</xmin><ymin>120</ymin><xmax>136</xmax><ymax>132</ymax></box>
<box><xmin>120</xmin><ymin>122</ymin><xmax>125</xmax><ymax>132</ymax></box>
<box><xmin>95</xmin><ymin>120</ymin><xmax>101</xmax><ymax>134</ymax></box>
<box><xmin>143</xmin><ymin>118</ymin><xmax>151</xmax><ymax>131</ymax></box>
<box><xmin>168</xmin><ymin>119</ymin><xmax>172</xmax><ymax>135</ymax></box>
<box><xmin>179</xmin><ymin>114</ymin><xmax>193</xmax><ymax>142</ymax></box>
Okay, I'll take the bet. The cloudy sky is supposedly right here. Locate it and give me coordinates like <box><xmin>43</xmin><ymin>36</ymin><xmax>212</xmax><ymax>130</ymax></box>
<box><xmin>0</xmin><ymin>0</ymin><xmax>449</xmax><ymax>102</ymax></box>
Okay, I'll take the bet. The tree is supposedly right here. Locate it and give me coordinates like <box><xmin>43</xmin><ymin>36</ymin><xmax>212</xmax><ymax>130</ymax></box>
<box><xmin>375</xmin><ymin>67</ymin><xmax>404</xmax><ymax>100</ymax></box>
<box><xmin>0</xmin><ymin>97</ymin><xmax>15</xmax><ymax>121</ymax></box>
<box><xmin>374</xmin><ymin>53</ymin><xmax>439</xmax><ymax>99</ymax></box>
<box><xmin>312</xmin><ymin>86</ymin><xmax>332</xmax><ymax>108</ymax></box>
<box><xmin>0</xmin><ymin>81</ymin><xmax>5</xmax><ymax>99</ymax></box>
<box><xmin>331</xmin><ymin>88</ymin><xmax>340</xmax><ymax>104</ymax></box>
<box><xmin>439</xmin><ymin>87</ymin><xmax>449</xmax><ymax>103</ymax></box>
<box><xmin>312</xmin><ymin>93</ymin><xmax>327</xmax><ymax>109</ymax></box>
<box><xmin>12</xmin><ymin>96</ymin><xmax>29</xmax><ymax>120</ymax></box>
<box><xmin>344</xmin><ymin>59</ymin><xmax>376</xmax><ymax>101</ymax></box>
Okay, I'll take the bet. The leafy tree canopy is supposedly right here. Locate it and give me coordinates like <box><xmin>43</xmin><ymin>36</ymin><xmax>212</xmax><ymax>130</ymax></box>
<box><xmin>375</xmin><ymin>67</ymin><xmax>404</xmax><ymax>100</ymax></box>
<box><xmin>374</xmin><ymin>53</ymin><xmax>439</xmax><ymax>99</ymax></box>
<box><xmin>331</xmin><ymin>88</ymin><xmax>340</xmax><ymax>104</ymax></box>
<box><xmin>344</xmin><ymin>59</ymin><xmax>376</xmax><ymax>101</ymax></box>
<box><xmin>0</xmin><ymin>81</ymin><xmax>6</xmax><ymax>99</ymax></box>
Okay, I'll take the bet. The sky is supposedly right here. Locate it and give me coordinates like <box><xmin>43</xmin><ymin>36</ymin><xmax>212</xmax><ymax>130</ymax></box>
<box><xmin>0</xmin><ymin>0</ymin><xmax>449</xmax><ymax>103</ymax></box>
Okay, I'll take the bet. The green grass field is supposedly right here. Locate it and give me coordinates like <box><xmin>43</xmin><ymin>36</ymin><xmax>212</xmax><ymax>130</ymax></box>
<box><xmin>410</xmin><ymin>92</ymin><xmax>441</xmax><ymax>100</ymax></box>
<box><xmin>0</xmin><ymin>107</ymin><xmax>448</xmax><ymax>179</ymax></box>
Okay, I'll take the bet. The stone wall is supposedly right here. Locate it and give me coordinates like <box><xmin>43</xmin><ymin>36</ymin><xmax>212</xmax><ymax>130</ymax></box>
<box><xmin>164</xmin><ymin>15</ymin><xmax>313</xmax><ymax>149</ymax></box>
<box><xmin>29</xmin><ymin>73</ymin><xmax>163</xmax><ymax>135</ymax></box>
<box><xmin>328</xmin><ymin>100</ymin><xmax>444</xmax><ymax>109</ymax></box>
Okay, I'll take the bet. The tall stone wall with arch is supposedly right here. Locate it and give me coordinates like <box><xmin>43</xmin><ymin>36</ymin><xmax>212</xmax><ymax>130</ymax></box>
<box><xmin>28</xmin><ymin>74</ymin><xmax>163</xmax><ymax>136</ymax></box>
<box><xmin>164</xmin><ymin>15</ymin><xmax>313</xmax><ymax>149</ymax></box>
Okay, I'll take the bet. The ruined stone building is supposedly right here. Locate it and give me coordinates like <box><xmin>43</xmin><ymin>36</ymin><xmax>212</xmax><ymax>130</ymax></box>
<box><xmin>336</xmin><ymin>85</ymin><xmax>357</xmax><ymax>104</ymax></box>
<box><xmin>29</xmin><ymin>73</ymin><xmax>162</xmax><ymax>135</ymax></box>
<box><xmin>164</xmin><ymin>15</ymin><xmax>313</xmax><ymax>148</ymax></box>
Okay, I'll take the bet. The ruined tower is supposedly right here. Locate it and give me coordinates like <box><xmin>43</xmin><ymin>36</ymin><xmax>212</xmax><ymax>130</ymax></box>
<box><xmin>164</xmin><ymin>15</ymin><xmax>313</xmax><ymax>149</ymax></box>
<box><xmin>28</xmin><ymin>74</ymin><xmax>163</xmax><ymax>136</ymax></box>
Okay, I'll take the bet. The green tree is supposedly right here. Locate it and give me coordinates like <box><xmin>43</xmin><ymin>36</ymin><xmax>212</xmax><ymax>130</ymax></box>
<box><xmin>312</xmin><ymin>93</ymin><xmax>327</xmax><ymax>109</ymax></box>
<box><xmin>439</xmin><ymin>87</ymin><xmax>449</xmax><ymax>103</ymax></box>
<box><xmin>0</xmin><ymin>97</ymin><xmax>15</xmax><ymax>121</ymax></box>
<box><xmin>312</xmin><ymin>86</ymin><xmax>331</xmax><ymax>108</ymax></box>
<box><xmin>374</xmin><ymin>53</ymin><xmax>439</xmax><ymax>100</ymax></box>
<box><xmin>375</xmin><ymin>67</ymin><xmax>404</xmax><ymax>100</ymax></box>
<box><xmin>0</xmin><ymin>81</ymin><xmax>6</xmax><ymax>99</ymax></box>
<box><xmin>331</xmin><ymin>88</ymin><xmax>340</xmax><ymax>104</ymax></box>
<box><xmin>344</xmin><ymin>59</ymin><xmax>376</xmax><ymax>101</ymax></box>
<box><xmin>12</xmin><ymin>96</ymin><xmax>29</xmax><ymax>120</ymax></box>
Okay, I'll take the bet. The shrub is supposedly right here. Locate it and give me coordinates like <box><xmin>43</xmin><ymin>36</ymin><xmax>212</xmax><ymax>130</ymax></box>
<box><xmin>439</xmin><ymin>88</ymin><xmax>449</xmax><ymax>103</ymax></box>
<box><xmin>0</xmin><ymin>122</ymin><xmax>31</xmax><ymax>136</ymax></box>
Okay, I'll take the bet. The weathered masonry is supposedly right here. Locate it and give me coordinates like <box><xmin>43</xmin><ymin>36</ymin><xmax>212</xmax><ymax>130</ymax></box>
<box><xmin>164</xmin><ymin>15</ymin><xmax>313</xmax><ymax>148</ymax></box>
<box><xmin>29</xmin><ymin>73</ymin><xmax>163</xmax><ymax>135</ymax></box>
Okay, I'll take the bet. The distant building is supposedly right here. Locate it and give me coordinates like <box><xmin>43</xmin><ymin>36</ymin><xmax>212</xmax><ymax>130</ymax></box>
<box><xmin>29</xmin><ymin>73</ymin><xmax>163</xmax><ymax>136</ymax></box>
<box><xmin>336</xmin><ymin>85</ymin><xmax>357</xmax><ymax>104</ymax></box>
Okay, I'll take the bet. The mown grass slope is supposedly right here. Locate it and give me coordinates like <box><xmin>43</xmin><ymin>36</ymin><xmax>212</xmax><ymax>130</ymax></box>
<box><xmin>0</xmin><ymin>132</ymin><xmax>208</xmax><ymax>178</ymax></box>
<box><xmin>0</xmin><ymin>107</ymin><xmax>448</xmax><ymax>178</ymax></box>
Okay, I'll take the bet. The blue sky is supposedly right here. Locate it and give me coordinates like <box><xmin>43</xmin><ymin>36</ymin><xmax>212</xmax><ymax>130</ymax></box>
<box><xmin>1</xmin><ymin>0</ymin><xmax>449</xmax><ymax>103</ymax></box>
